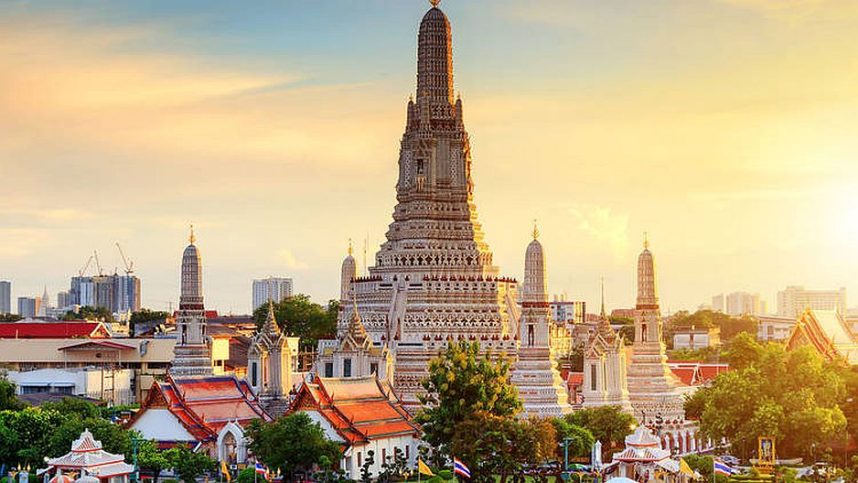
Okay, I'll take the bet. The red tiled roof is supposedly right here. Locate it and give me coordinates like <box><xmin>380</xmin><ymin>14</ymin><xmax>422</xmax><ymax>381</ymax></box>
<box><xmin>0</xmin><ymin>321</ymin><xmax>110</xmax><ymax>339</ymax></box>
<box><xmin>288</xmin><ymin>375</ymin><xmax>419</xmax><ymax>446</ymax></box>
<box><xmin>670</xmin><ymin>367</ymin><xmax>697</xmax><ymax>386</ymax></box>
<box><xmin>129</xmin><ymin>374</ymin><xmax>271</xmax><ymax>442</ymax></box>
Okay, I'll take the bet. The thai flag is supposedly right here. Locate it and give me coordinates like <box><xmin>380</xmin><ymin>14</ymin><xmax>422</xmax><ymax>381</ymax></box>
<box><xmin>255</xmin><ymin>463</ymin><xmax>268</xmax><ymax>477</ymax></box>
<box><xmin>453</xmin><ymin>458</ymin><xmax>471</xmax><ymax>479</ymax></box>
<box><xmin>714</xmin><ymin>460</ymin><xmax>735</xmax><ymax>477</ymax></box>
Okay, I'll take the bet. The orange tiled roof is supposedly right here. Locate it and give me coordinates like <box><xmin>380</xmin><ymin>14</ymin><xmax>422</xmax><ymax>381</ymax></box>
<box><xmin>130</xmin><ymin>374</ymin><xmax>271</xmax><ymax>442</ymax></box>
<box><xmin>288</xmin><ymin>375</ymin><xmax>419</xmax><ymax>446</ymax></box>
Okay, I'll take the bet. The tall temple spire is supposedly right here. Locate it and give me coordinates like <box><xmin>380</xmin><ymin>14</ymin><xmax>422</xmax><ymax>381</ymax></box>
<box><xmin>417</xmin><ymin>2</ymin><xmax>453</xmax><ymax>104</ymax></box>
<box><xmin>532</xmin><ymin>219</ymin><xmax>540</xmax><ymax>240</ymax></box>
<box><xmin>263</xmin><ymin>300</ymin><xmax>281</xmax><ymax>336</ymax></box>
<box><xmin>636</xmin><ymin>234</ymin><xmax>658</xmax><ymax>310</ymax></box>
<box><xmin>171</xmin><ymin>230</ymin><xmax>212</xmax><ymax>376</ymax></box>
<box><xmin>523</xmin><ymin>226</ymin><xmax>548</xmax><ymax>304</ymax></box>
<box><xmin>600</xmin><ymin>277</ymin><xmax>606</xmax><ymax>318</ymax></box>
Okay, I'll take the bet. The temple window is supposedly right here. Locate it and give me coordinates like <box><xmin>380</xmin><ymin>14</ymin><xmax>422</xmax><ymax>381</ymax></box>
<box><xmin>251</xmin><ymin>362</ymin><xmax>258</xmax><ymax>387</ymax></box>
<box><xmin>641</xmin><ymin>324</ymin><xmax>648</xmax><ymax>342</ymax></box>
<box><xmin>590</xmin><ymin>364</ymin><xmax>597</xmax><ymax>391</ymax></box>
<box><xmin>370</xmin><ymin>363</ymin><xmax>379</xmax><ymax>375</ymax></box>
<box><xmin>325</xmin><ymin>362</ymin><xmax>334</xmax><ymax>378</ymax></box>
<box><xmin>343</xmin><ymin>358</ymin><xmax>352</xmax><ymax>378</ymax></box>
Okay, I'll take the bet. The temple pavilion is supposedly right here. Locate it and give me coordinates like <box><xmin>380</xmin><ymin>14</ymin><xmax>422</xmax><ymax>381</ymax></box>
<box><xmin>41</xmin><ymin>429</ymin><xmax>134</xmax><ymax>483</ymax></box>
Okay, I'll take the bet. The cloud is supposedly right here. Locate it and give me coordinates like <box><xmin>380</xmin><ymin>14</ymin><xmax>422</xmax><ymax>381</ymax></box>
<box><xmin>567</xmin><ymin>204</ymin><xmax>630</xmax><ymax>261</ymax></box>
<box><xmin>277</xmin><ymin>249</ymin><xmax>309</xmax><ymax>270</ymax></box>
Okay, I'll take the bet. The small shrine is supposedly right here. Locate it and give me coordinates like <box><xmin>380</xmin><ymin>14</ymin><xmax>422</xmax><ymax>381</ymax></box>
<box><xmin>42</xmin><ymin>429</ymin><xmax>134</xmax><ymax>483</ymax></box>
<box><xmin>611</xmin><ymin>426</ymin><xmax>681</xmax><ymax>482</ymax></box>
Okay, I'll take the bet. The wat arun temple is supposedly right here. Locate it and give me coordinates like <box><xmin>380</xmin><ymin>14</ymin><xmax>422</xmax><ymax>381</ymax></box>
<box><xmin>327</xmin><ymin>0</ymin><xmax>698</xmax><ymax>446</ymax></box>
<box><xmin>332</xmin><ymin>2</ymin><xmax>570</xmax><ymax>416</ymax></box>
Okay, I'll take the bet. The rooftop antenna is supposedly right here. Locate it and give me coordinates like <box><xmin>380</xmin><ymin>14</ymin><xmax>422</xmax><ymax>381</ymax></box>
<box><xmin>363</xmin><ymin>235</ymin><xmax>368</xmax><ymax>277</ymax></box>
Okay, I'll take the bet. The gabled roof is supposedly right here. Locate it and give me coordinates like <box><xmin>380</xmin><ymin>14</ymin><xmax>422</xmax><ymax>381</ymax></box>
<box><xmin>288</xmin><ymin>375</ymin><xmax>419</xmax><ymax>446</ymax></box>
<box><xmin>46</xmin><ymin>429</ymin><xmax>134</xmax><ymax>477</ymax></box>
<box><xmin>128</xmin><ymin>374</ymin><xmax>272</xmax><ymax>442</ymax></box>
<box><xmin>787</xmin><ymin>309</ymin><xmax>858</xmax><ymax>364</ymax></box>
<box><xmin>58</xmin><ymin>340</ymin><xmax>135</xmax><ymax>351</ymax></box>
<box><xmin>0</xmin><ymin>321</ymin><xmax>110</xmax><ymax>339</ymax></box>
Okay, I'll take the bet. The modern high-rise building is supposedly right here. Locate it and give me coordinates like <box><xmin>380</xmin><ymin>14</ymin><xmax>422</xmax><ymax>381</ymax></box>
<box><xmin>251</xmin><ymin>277</ymin><xmax>293</xmax><ymax>311</ymax></box>
<box><xmin>57</xmin><ymin>291</ymin><xmax>71</xmax><ymax>309</ymax></box>
<box><xmin>0</xmin><ymin>281</ymin><xmax>11</xmax><ymax>314</ymax></box>
<box><xmin>777</xmin><ymin>286</ymin><xmax>847</xmax><ymax>318</ymax></box>
<box><xmin>711</xmin><ymin>292</ymin><xmax>766</xmax><ymax>316</ymax></box>
<box><xmin>69</xmin><ymin>274</ymin><xmax>141</xmax><ymax>314</ymax></box>
<box><xmin>17</xmin><ymin>297</ymin><xmax>40</xmax><ymax>318</ymax></box>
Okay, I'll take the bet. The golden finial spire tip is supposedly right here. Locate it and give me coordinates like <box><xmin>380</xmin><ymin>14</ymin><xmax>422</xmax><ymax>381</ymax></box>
<box><xmin>429</xmin><ymin>0</ymin><xmax>441</xmax><ymax>7</ymax></box>
<box><xmin>189</xmin><ymin>224</ymin><xmax>196</xmax><ymax>245</ymax></box>
<box><xmin>532</xmin><ymin>219</ymin><xmax>539</xmax><ymax>240</ymax></box>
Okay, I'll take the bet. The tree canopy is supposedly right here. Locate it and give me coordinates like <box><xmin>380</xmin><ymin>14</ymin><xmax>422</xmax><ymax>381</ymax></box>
<box><xmin>252</xmin><ymin>295</ymin><xmax>339</xmax><ymax>350</ymax></box>
<box><xmin>62</xmin><ymin>305</ymin><xmax>115</xmax><ymax>322</ymax></box>
<box><xmin>246</xmin><ymin>412</ymin><xmax>341</xmax><ymax>478</ymax></box>
<box><xmin>666</xmin><ymin>309</ymin><xmax>756</xmax><ymax>344</ymax></box>
<box><xmin>416</xmin><ymin>341</ymin><xmax>522</xmax><ymax>455</ymax></box>
<box><xmin>688</xmin><ymin>333</ymin><xmax>848</xmax><ymax>459</ymax></box>
<box><xmin>0</xmin><ymin>313</ymin><xmax>23</xmax><ymax>322</ymax></box>
<box><xmin>563</xmin><ymin>406</ymin><xmax>636</xmax><ymax>458</ymax></box>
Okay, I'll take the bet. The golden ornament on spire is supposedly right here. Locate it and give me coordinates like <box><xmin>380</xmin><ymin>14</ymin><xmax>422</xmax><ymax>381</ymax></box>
<box><xmin>532</xmin><ymin>219</ymin><xmax>540</xmax><ymax>240</ymax></box>
<box><xmin>189</xmin><ymin>224</ymin><xmax>196</xmax><ymax>245</ymax></box>
<box><xmin>348</xmin><ymin>238</ymin><xmax>353</xmax><ymax>256</ymax></box>
<box><xmin>429</xmin><ymin>0</ymin><xmax>441</xmax><ymax>7</ymax></box>
<box><xmin>643</xmin><ymin>231</ymin><xmax>649</xmax><ymax>250</ymax></box>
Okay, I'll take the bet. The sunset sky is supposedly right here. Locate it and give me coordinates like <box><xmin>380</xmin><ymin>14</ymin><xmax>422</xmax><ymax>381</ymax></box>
<box><xmin>1</xmin><ymin>0</ymin><xmax>857</xmax><ymax>315</ymax></box>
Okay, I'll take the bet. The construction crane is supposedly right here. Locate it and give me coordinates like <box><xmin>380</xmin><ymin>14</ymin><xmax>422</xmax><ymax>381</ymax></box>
<box><xmin>78</xmin><ymin>255</ymin><xmax>94</xmax><ymax>277</ymax></box>
<box><xmin>93</xmin><ymin>250</ymin><xmax>104</xmax><ymax>276</ymax></box>
<box><xmin>115</xmin><ymin>242</ymin><xmax>134</xmax><ymax>275</ymax></box>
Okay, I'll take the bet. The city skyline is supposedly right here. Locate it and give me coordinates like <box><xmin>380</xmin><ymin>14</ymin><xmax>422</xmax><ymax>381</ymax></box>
<box><xmin>2</xmin><ymin>0</ymin><xmax>857</xmax><ymax>314</ymax></box>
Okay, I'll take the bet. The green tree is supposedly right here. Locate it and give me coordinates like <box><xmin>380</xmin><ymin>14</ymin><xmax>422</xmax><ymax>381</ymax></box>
<box><xmin>695</xmin><ymin>342</ymin><xmax>847</xmax><ymax>459</ymax></box>
<box><xmin>137</xmin><ymin>439</ymin><xmax>169</xmax><ymax>482</ymax></box>
<box><xmin>0</xmin><ymin>406</ymin><xmax>68</xmax><ymax>466</ymax></box>
<box><xmin>0</xmin><ymin>375</ymin><xmax>23</xmax><ymax>411</ymax></box>
<box><xmin>41</xmin><ymin>397</ymin><xmax>101</xmax><ymax>419</ymax></box>
<box><xmin>236</xmin><ymin>467</ymin><xmax>257</xmax><ymax>483</ymax></box>
<box><xmin>0</xmin><ymin>313</ymin><xmax>23</xmax><ymax>322</ymax></box>
<box><xmin>551</xmin><ymin>417</ymin><xmax>595</xmax><ymax>460</ymax></box>
<box><xmin>416</xmin><ymin>341</ymin><xmax>522</xmax><ymax>464</ymax></box>
<box><xmin>163</xmin><ymin>444</ymin><xmax>216</xmax><ymax>483</ymax></box>
<box><xmin>129</xmin><ymin>309</ymin><xmax>171</xmax><ymax>335</ymax></box>
<box><xmin>246</xmin><ymin>412</ymin><xmax>341</xmax><ymax>478</ymax></box>
<box><xmin>564</xmin><ymin>406</ymin><xmax>636</xmax><ymax>458</ymax></box>
<box><xmin>449</xmin><ymin>412</ymin><xmax>555</xmax><ymax>483</ymax></box>
<box><xmin>253</xmin><ymin>295</ymin><xmax>339</xmax><ymax>350</ymax></box>
<box><xmin>63</xmin><ymin>305</ymin><xmax>115</xmax><ymax>322</ymax></box>
<box><xmin>45</xmin><ymin>416</ymin><xmax>131</xmax><ymax>459</ymax></box>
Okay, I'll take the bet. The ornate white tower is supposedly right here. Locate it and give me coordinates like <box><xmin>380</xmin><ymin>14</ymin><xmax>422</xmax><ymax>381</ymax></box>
<box><xmin>582</xmin><ymin>280</ymin><xmax>631</xmax><ymax>411</ymax></box>
<box><xmin>248</xmin><ymin>301</ymin><xmax>293</xmax><ymax>410</ymax></box>
<box><xmin>340</xmin><ymin>241</ymin><xmax>357</xmax><ymax>303</ymax></box>
<box><xmin>340</xmin><ymin>1</ymin><xmax>520</xmax><ymax>407</ymax></box>
<box><xmin>170</xmin><ymin>226</ymin><xmax>213</xmax><ymax>376</ymax></box>
<box><xmin>510</xmin><ymin>225</ymin><xmax>571</xmax><ymax>416</ymax></box>
<box><xmin>625</xmin><ymin>235</ymin><xmax>685</xmax><ymax>423</ymax></box>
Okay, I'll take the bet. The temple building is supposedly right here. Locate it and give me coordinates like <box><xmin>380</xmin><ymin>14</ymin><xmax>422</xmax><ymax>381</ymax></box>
<box><xmin>329</xmin><ymin>0</ymin><xmax>570</xmax><ymax>413</ymax></box>
<box><xmin>786</xmin><ymin>308</ymin><xmax>858</xmax><ymax>365</ymax></box>
<box><xmin>315</xmin><ymin>300</ymin><xmax>394</xmax><ymax>383</ymax></box>
<box><xmin>247</xmin><ymin>301</ymin><xmax>301</xmax><ymax>416</ymax></box>
<box><xmin>625</xmin><ymin>237</ymin><xmax>686</xmax><ymax>424</ymax></box>
<box><xmin>41</xmin><ymin>429</ymin><xmax>134</xmax><ymax>483</ymax></box>
<box><xmin>287</xmin><ymin>375</ymin><xmax>420</xmax><ymax>480</ymax></box>
<box><xmin>170</xmin><ymin>227</ymin><xmax>214</xmax><ymax>376</ymax></box>
<box><xmin>509</xmin><ymin>226</ymin><xmax>572</xmax><ymax>416</ymax></box>
<box><xmin>624</xmin><ymin>237</ymin><xmax>702</xmax><ymax>454</ymax></box>
<box><xmin>129</xmin><ymin>231</ymin><xmax>272</xmax><ymax>464</ymax></box>
<box><xmin>582</xmin><ymin>282</ymin><xmax>631</xmax><ymax>411</ymax></box>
